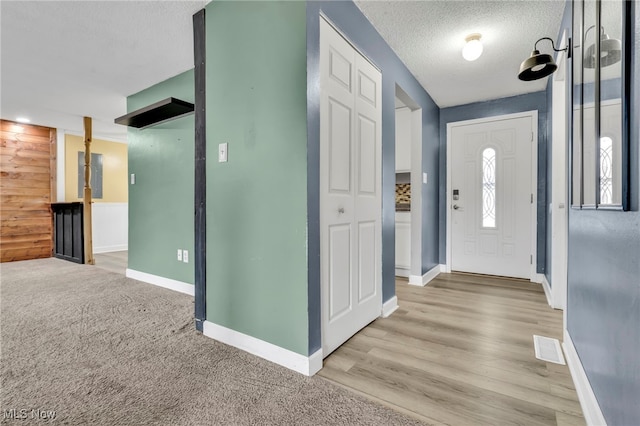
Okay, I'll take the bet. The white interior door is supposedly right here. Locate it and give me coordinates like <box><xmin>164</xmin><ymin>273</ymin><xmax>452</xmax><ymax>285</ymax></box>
<box><xmin>449</xmin><ymin>114</ymin><xmax>535</xmax><ymax>279</ymax></box>
<box><xmin>320</xmin><ymin>18</ymin><xmax>382</xmax><ymax>357</ymax></box>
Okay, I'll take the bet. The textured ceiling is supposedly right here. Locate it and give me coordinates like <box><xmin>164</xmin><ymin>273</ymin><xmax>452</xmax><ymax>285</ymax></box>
<box><xmin>1</xmin><ymin>0</ymin><xmax>206</xmax><ymax>141</ymax></box>
<box><xmin>1</xmin><ymin>1</ymin><xmax>566</xmax><ymax>140</ymax></box>
<box><xmin>355</xmin><ymin>0</ymin><xmax>567</xmax><ymax>107</ymax></box>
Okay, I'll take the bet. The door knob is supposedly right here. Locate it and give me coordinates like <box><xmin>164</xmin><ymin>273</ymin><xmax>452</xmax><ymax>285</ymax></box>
<box><xmin>338</xmin><ymin>207</ymin><xmax>345</xmax><ymax>214</ymax></box>
<box><xmin>453</xmin><ymin>204</ymin><xmax>460</xmax><ymax>210</ymax></box>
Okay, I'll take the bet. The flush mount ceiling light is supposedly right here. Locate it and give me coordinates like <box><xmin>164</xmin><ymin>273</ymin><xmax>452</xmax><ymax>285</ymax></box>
<box><xmin>584</xmin><ymin>26</ymin><xmax>622</xmax><ymax>69</ymax></box>
<box><xmin>518</xmin><ymin>37</ymin><xmax>568</xmax><ymax>81</ymax></box>
<box><xmin>16</xmin><ymin>117</ymin><xmax>30</xmax><ymax>123</ymax></box>
<box><xmin>462</xmin><ymin>33</ymin><xmax>483</xmax><ymax>61</ymax></box>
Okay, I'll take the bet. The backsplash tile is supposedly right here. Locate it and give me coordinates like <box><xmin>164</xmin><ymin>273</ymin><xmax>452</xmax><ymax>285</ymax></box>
<box><xmin>396</xmin><ymin>183</ymin><xmax>411</xmax><ymax>210</ymax></box>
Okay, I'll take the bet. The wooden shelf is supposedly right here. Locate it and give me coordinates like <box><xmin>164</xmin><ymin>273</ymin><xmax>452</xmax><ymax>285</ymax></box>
<box><xmin>114</xmin><ymin>97</ymin><xmax>194</xmax><ymax>128</ymax></box>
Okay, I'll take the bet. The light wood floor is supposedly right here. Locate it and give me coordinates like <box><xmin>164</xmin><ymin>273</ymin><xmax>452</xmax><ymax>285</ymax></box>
<box><xmin>93</xmin><ymin>250</ymin><xmax>128</xmax><ymax>275</ymax></box>
<box><xmin>318</xmin><ymin>273</ymin><xmax>585</xmax><ymax>426</ymax></box>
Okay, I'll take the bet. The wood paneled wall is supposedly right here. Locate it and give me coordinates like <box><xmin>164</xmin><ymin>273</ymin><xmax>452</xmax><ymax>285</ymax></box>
<box><xmin>1</xmin><ymin>120</ymin><xmax>55</xmax><ymax>262</ymax></box>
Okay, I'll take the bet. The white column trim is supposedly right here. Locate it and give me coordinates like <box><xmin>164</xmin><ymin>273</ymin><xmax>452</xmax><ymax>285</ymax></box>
<box><xmin>563</xmin><ymin>330</ymin><xmax>607</xmax><ymax>426</ymax></box>
<box><xmin>126</xmin><ymin>269</ymin><xmax>194</xmax><ymax>296</ymax></box>
<box><xmin>203</xmin><ymin>321</ymin><xmax>323</xmax><ymax>376</ymax></box>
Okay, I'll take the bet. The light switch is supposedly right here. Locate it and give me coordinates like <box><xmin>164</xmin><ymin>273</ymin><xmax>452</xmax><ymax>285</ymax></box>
<box><xmin>423</xmin><ymin>172</ymin><xmax>428</xmax><ymax>184</ymax></box>
<box><xmin>130</xmin><ymin>173</ymin><xmax>136</xmax><ymax>185</ymax></box>
<box><xmin>219</xmin><ymin>143</ymin><xmax>228</xmax><ymax>162</ymax></box>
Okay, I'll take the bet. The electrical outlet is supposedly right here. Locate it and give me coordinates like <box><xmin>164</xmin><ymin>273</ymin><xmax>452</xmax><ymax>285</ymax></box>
<box><xmin>183</xmin><ymin>250</ymin><xmax>189</xmax><ymax>263</ymax></box>
<box><xmin>177</xmin><ymin>249</ymin><xmax>182</xmax><ymax>261</ymax></box>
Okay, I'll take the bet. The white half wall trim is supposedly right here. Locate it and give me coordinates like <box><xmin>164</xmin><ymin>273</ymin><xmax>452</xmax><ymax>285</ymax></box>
<box><xmin>126</xmin><ymin>269</ymin><xmax>194</xmax><ymax>296</ymax></box>
<box><xmin>409</xmin><ymin>264</ymin><xmax>445</xmax><ymax>287</ymax></box>
<box><xmin>203</xmin><ymin>321</ymin><xmax>323</xmax><ymax>376</ymax></box>
<box><xmin>381</xmin><ymin>296</ymin><xmax>398</xmax><ymax>318</ymax></box>
<box><xmin>563</xmin><ymin>330</ymin><xmax>607</xmax><ymax>426</ymax></box>
<box><xmin>56</xmin><ymin>129</ymin><xmax>66</xmax><ymax>202</ymax></box>
<box><xmin>93</xmin><ymin>203</ymin><xmax>128</xmax><ymax>253</ymax></box>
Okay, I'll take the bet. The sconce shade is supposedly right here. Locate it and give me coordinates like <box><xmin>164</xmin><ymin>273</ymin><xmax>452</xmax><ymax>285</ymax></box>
<box><xmin>518</xmin><ymin>49</ymin><xmax>558</xmax><ymax>81</ymax></box>
<box><xmin>584</xmin><ymin>34</ymin><xmax>622</xmax><ymax>68</ymax></box>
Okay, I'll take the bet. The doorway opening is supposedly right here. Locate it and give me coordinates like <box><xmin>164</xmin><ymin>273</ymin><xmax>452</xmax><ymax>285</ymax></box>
<box><xmin>394</xmin><ymin>85</ymin><xmax>423</xmax><ymax>284</ymax></box>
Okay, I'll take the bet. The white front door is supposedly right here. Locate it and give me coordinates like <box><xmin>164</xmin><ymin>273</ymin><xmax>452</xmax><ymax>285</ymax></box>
<box><xmin>320</xmin><ymin>18</ymin><xmax>382</xmax><ymax>356</ymax></box>
<box><xmin>449</xmin><ymin>113</ymin><xmax>535</xmax><ymax>279</ymax></box>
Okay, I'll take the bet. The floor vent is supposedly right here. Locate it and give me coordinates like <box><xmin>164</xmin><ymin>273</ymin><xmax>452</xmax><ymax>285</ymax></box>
<box><xmin>533</xmin><ymin>335</ymin><xmax>566</xmax><ymax>365</ymax></box>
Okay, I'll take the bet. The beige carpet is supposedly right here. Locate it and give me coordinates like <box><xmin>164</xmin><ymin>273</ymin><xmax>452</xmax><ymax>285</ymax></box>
<box><xmin>0</xmin><ymin>258</ymin><xmax>426</xmax><ymax>425</ymax></box>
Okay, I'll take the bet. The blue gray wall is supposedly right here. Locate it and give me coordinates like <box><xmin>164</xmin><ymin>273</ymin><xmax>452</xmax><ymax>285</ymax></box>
<box><xmin>563</xmin><ymin>1</ymin><xmax>640</xmax><ymax>424</ymax></box>
<box><xmin>439</xmin><ymin>92</ymin><xmax>549</xmax><ymax>273</ymax></box>
<box><xmin>306</xmin><ymin>1</ymin><xmax>440</xmax><ymax>354</ymax></box>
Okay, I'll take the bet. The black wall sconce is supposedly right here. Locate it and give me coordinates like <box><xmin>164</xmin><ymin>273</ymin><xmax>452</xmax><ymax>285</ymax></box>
<box><xmin>518</xmin><ymin>24</ymin><xmax>622</xmax><ymax>82</ymax></box>
<box><xmin>518</xmin><ymin>37</ymin><xmax>569</xmax><ymax>81</ymax></box>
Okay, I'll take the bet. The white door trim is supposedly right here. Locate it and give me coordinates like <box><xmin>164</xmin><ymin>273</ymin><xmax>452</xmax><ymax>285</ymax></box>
<box><xmin>394</xmin><ymin>84</ymin><xmax>423</xmax><ymax>282</ymax></box>
<box><xmin>446</xmin><ymin>110</ymin><xmax>539</xmax><ymax>281</ymax></box>
<box><xmin>551</xmin><ymin>30</ymin><xmax>568</xmax><ymax>311</ymax></box>
<box><xmin>318</xmin><ymin>12</ymin><xmax>382</xmax><ymax>73</ymax></box>
<box><xmin>409</xmin><ymin>108</ymin><xmax>423</xmax><ymax>279</ymax></box>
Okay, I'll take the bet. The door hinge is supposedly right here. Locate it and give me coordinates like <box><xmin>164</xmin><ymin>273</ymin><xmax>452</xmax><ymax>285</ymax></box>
<box><xmin>531</xmin><ymin>131</ymin><xmax>534</xmax><ymax>142</ymax></box>
<box><xmin>530</xmin><ymin>255</ymin><xmax>533</xmax><ymax>265</ymax></box>
<box><xmin>531</xmin><ymin>193</ymin><xmax>534</xmax><ymax>204</ymax></box>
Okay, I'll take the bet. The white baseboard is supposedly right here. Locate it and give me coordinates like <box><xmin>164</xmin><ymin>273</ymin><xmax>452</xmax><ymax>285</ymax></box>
<box><xmin>381</xmin><ymin>296</ymin><xmax>398</xmax><ymax>318</ymax></box>
<box><xmin>409</xmin><ymin>264</ymin><xmax>445</xmax><ymax>287</ymax></box>
<box><xmin>203</xmin><ymin>321</ymin><xmax>323</xmax><ymax>376</ymax></box>
<box><xmin>532</xmin><ymin>273</ymin><xmax>544</xmax><ymax>284</ymax></box>
<box><xmin>125</xmin><ymin>268</ymin><xmax>194</xmax><ymax>296</ymax></box>
<box><xmin>563</xmin><ymin>330</ymin><xmax>607</xmax><ymax>426</ymax></box>
<box><xmin>541</xmin><ymin>275</ymin><xmax>553</xmax><ymax>308</ymax></box>
<box><xmin>395</xmin><ymin>268</ymin><xmax>410</xmax><ymax>277</ymax></box>
<box><xmin>94</xmin><ymin>244</ymin><xmax>128</xmax><ymax>254</ymax></box>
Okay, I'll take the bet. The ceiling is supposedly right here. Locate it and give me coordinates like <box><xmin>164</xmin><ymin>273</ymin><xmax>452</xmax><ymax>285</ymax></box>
<box><xmin>355</xmin><ymin>0</ymin><xmax>566</xmax><ymax>108</ymax></box>
<box><xmin>1</xmin><ymin>1</ymin><xmax>565</xmax><ymax>141</ymax></box>
<box><xmin>1</xmin><ymin>0</ymin><xmax>206</xmax><ymax>142</ymax></box>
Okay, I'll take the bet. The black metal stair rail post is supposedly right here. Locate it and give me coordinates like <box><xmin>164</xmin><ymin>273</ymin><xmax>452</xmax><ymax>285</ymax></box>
<box><xmin>193</xmin><ymin>8</ymin><xmax>206</xmax><ymax>332</ymax></box>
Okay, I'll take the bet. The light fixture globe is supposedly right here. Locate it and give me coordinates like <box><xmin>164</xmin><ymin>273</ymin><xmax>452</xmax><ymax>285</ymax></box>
<box><xmin>518</xmin><ymin>50</ymin><xmax>557</xmax><ymax>81</ymax></box>
<box><xmin>462</xmin><ymin>33</ymin><xmax>483</xmax><ymax>61</ymax></box>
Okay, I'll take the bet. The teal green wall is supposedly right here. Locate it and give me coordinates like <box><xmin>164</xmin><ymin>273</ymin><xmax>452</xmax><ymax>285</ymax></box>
<box><xmin>127</xmin><ymin>70</ymin><xmax>195</xmax><ymax>285</ymax></box>
<box><xmin>205</xmin><ymin>1</ymin><xmax>308</xmax><ymax>355</ymax></box>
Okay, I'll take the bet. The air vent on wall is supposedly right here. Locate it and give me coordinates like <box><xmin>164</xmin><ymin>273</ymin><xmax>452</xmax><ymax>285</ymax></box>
<box><xmin>114</xmin><ymin>97</ymin><xmax>194</xmax><ymax>129</ymax></box>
